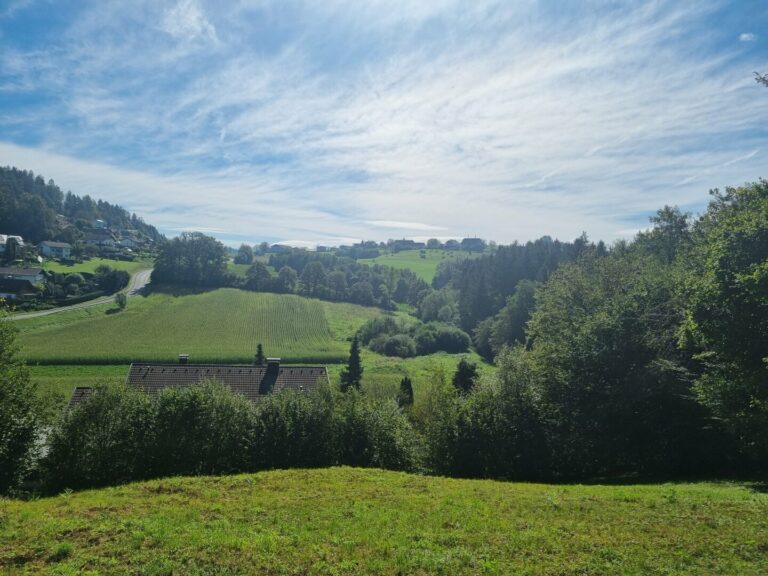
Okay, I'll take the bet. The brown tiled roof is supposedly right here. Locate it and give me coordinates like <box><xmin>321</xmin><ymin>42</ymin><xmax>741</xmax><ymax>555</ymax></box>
<box><xmin>67</xmin><ymin>362</ymin><xmax>329</xmax><ymax>409</ymax></box>
<box><xmin>67</xmin><ymin>387</ymin><xmax>93</xmax><ymax>410</ymax></box>
<box><xmin>125</xmin><ymin>363</ymin><xmax>328</xmax><ymax>401</ymax></box>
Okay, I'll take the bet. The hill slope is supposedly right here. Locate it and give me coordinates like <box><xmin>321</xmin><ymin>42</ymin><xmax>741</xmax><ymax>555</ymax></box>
<box><xmin>16</xmin><ymin>289</ymin><xmax>381</xmax><ymax>364</ymax></box>
<box><xmin>1</xmin><ymin>468</ymin><xmax>766</xmax><ymax>575</ymax></box>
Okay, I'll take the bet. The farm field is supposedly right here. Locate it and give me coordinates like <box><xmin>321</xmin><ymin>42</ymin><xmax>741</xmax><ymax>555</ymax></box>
<box><xmin>41</xmin><ymin>257</ymin><xmax>153</xmax><ymax>275</ymax></box>
<box><xmin>16</xmin><ymin>288</ymin><xmax>381</xmax><ymax>365</ymax></box>
<box><xmin>2</xmin><ymin>468</ymin><xmax>766</xmax><ymax>575</ymax></box>
<box><xmin>358</xmin><ymin>249</ymin><xmax>481</xmax><ymax>282</ymax></box>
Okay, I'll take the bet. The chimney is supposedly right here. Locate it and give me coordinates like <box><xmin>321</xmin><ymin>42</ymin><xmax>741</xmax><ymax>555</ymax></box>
<box><xmin>259</xmin><ymin>358</ymin><xmax>281</xmax><ymax>395</ymax></box>
<box><xmin>178</xmin><ymin>354</ymin><xmax>189</xmax><ymax>365</ymax></box>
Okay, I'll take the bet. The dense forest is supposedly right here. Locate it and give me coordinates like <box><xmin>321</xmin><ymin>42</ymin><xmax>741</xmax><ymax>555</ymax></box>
<box><xmin>0</xmin><ymin>166</ymin><xmax>162</xmax><ymax>244</ymax></box>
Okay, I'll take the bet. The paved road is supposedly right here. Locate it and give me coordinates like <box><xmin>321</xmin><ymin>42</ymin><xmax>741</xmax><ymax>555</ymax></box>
<box><xmin>7</xmin><ymin>268</ymin><xmax>153</xmax><ymax>321</ymax></box>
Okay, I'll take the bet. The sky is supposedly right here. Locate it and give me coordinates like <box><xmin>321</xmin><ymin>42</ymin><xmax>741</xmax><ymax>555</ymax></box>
<box><xmin>1</xmin><ymin>0</ymin><xmax>767</xmax><ymax>247</ymax></box>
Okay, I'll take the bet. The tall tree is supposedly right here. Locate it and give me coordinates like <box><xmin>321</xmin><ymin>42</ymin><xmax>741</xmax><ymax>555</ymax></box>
<box><xmin>0</xmin><ymin>310</ymin><xmax>40</xmax><ymax>494</ymax></box>
<box><xmin>340</xmin><ymin>335</ymin><xmax>363</xmax><ymax>392</ymax></box>
<box><xmin>151</xmin><ymin>232</ymin><xmax>228</xmax><ymax>287</ymax></box>
<box><xmin>452</xmin><ymin>358</ymin><xmax>479</xmax><ymax>395</ymax></box>
<box><xmin>255</xmin><ymin>343</ymin><xmax>265</xmax><ymax>366</ymax></box>
<box><xmin>234</xmin><ymin>243</ymin><xmax>254</xmax><ymax>265</ymax></box>
<box><xmin>397</xmin><ymin>376</ymin><xmax>414</xmax><ymax>408</ymax></box>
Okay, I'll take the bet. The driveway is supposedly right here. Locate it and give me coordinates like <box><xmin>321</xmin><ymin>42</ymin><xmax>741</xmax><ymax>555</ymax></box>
<box><xmin>7</xmin><ymin>268</ymin><xmax>153</xmax><ymax>321</ymax></box>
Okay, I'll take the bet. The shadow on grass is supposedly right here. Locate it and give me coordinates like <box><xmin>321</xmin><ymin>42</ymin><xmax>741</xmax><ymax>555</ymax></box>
<box><xmin>143</xmin><ymin>283</ymin><xmax>221</xmax><ymax>297</ymax></box>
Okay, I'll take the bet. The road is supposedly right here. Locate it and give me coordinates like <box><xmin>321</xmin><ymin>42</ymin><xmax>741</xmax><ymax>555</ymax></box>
<box><xmin>7</xmin><ymin>268</ymin><xmax>153</xmax><ymax>321</ymax></box>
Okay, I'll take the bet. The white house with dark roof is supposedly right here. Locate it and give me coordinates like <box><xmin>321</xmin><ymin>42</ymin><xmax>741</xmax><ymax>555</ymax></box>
<box><xmin>39</xmin><ymin>241</ymin><xmax>72</xmax><ymax>259</ymax></box>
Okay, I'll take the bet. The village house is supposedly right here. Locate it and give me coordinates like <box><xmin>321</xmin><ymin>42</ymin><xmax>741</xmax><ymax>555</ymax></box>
<box><xmin>0</xmin><ymin>278</ymin><xmax>37</xmax><ymax>300</ymax></box>
<box><xmin>68</xmin><ymin>357</ymin><xmax>329</xmax><ymax>409</ymax></box>
<box><xmin>38</xmin><ymin>241</ymin><xmax>72</xmax><ymax>259</ymax></box>
<box><xmin>0</xmin><ymin>266</ymin><xmax>44</xmax><ymax>284</ymax></box>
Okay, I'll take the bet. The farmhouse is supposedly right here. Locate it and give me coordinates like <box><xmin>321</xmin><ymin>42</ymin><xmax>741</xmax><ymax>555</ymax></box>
<box><xmin>0</xmin><ymin>266</ymin><xmax>44</xmax><ymax>284</ymax></box>
<box><xmin>38</xmin><ymin>241</ymin><xmax>72</xmax><ymax>259</ymax></box>
<box><xmin>67</xmin><ymin>357</ymin><xmax>329</xmax><ymax>409</ymax></box>
<box><xmin>0</xmin><ymin>278</ymin><xmax>37</xmax><ymax>300</ymax></box>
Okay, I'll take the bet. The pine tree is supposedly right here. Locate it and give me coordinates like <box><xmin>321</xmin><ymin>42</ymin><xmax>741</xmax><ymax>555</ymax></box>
<box><xmin>397</xmin><ymin>376</ymin><xmax>414</xmax><ymax>408</ymax></box>
<box><xmin>452</xmin><ymin>358</ymin><xmax>478</xmax><ymax>395</ymax></box>
<box><xmin>254</xmin><ymin>343</ymin><xmax>265</xmax><ymax>366</ymax></box>
<box><xmin>340</xmin><ymin>335</ymin><xmax>363</xmax><ymax>391</ymax></box>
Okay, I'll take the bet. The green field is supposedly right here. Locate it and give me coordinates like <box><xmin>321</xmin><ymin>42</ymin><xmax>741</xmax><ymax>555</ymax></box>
<box><xmin>359</xmin><ymin>249</ymin><xmax>480</xmax><ymax>282</ymax></box>
<box><xmin>1</xmin><ymin>468</ymin><xmax>765</xmax><ymax>575</ymax></box>
<box><xmin>16</xmin><ymin>289</ymin><xmax>380</xmax><ymax>365</ymax></box>
<box><xmin>41</xmin><ymin>257</ymin><xmax>153</xmax><ymax>275</ymax></box>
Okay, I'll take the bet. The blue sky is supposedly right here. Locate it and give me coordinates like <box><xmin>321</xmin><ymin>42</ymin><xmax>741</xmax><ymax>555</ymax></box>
<box><xmin>1</xmin><ymin>0</ymin><xmax>767</xmax><ymax>246</ymax></box>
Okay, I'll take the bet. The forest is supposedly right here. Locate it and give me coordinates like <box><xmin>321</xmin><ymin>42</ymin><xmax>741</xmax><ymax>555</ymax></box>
<box><xmin>0</xmin><ymin>167</ymin><xmax>162</xmax><ymax>244</ymax></box>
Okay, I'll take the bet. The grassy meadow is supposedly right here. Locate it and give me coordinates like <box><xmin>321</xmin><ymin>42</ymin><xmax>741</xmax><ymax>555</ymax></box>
<box><xmin>359</xmin><ymin>249</ymin><xmax>480</xmax><ymax>282</ymax></box>
<box><xmin>2</xmin><ymin>468</ymin><xmax>766</xmax><ymax>575</ymax></box>
<box><xmin>16</xmin><ymin>288</ymin><xmax>380</xmax><ymax>365</ymax></box>
<box><xmin>41</xmin><ymin>257</ymin><xmax>153</xmax><ymax>275</ymax></box>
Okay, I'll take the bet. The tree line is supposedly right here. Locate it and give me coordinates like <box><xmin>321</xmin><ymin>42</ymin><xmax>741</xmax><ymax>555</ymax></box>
<box><xmin>0</xmin><ymin>166</ymin><xmax>162</xmax><ymax>245</ymax></box>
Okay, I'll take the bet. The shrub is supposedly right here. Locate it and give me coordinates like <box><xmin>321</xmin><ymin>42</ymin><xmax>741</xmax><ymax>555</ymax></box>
<box><xmin>414</xmin><ymin>323</ymin><xmax>471</xmax><ymax>355</ymax></box>
<box><xmin>381</xmin><ymin>334</ymin><xmax>417</xmax><ymax>358</ymax></box>
<box><xmin>151</xmin><ymin>382</ymin><xmax>254</xmax><ymax>477</ymax></box>
<box><xmin>43</xmin><ymin>385</ymin><xmax>154</xmax><ymax>491</ymax></box>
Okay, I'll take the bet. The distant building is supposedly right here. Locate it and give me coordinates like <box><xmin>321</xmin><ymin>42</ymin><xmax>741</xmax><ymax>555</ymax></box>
<box><xmin>0</xmin><ymin>234</ymin><xmax>24</xmax><ymax>254</ymax></box>
<box><xmin>0</xmin><ymin>267</ymin><xmax>44</xmax><ymax>284</ymax></box>
<box><xmin>39</xmin><ymin>241</ymin><xmax>72</xmax><ymax>259</ymax></box>
<box><xmin>67</xmin><ymin>357</ymin><xmax>329</xmax><ymax>409</ymax></box>
<box><xmin>269</xmin><ymin>244</ymin><xmax>292</xmax><ymax>254</ymax></box>
<box><xmin>85</xmin><ymin>229</ymin><xmax>116</xmax><ymax>247</ymax></box>
<box><xmin>92</xmin><ymin>219</ymin><xmax>107</xmax><ymax>229</ymax></box>
<box><xmin>0</xmin><ymin>278</ymin><xmax>37</xmax><ymax>300</ymax></box>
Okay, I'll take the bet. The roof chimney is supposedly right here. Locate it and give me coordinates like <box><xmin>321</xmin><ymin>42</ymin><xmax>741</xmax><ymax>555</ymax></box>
<box><xmin>178</xmin><ymin>354</ymin><xmax>189</xmax><ymax>365</ymax></box>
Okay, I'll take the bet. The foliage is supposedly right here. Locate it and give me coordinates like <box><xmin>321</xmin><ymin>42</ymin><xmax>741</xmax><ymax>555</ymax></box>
<box><xmin>151</xmin><ymin>232</ymin><xmax>229</xmax><ymax>287</ymax></box>
<box><xmin>452</xmin><ymin>358</ymin><xmax>478</xmax><ymax>394</ymax></box>
<box><xmin>43</xmin><ymin>384</ymin><xmax>154</xmax><ymax>491</ymax></box>
<box><xmin>680</xmin><ymin>182</ymin><xmax>768</xmax><ymax>465</ymax></box>
<box><xmin>234</xmin><ymin>243</ymin><xmax>254</xmax><ymax>265</ymax></box>
<box><xmin>397</xmin><ymin>376</ymin><xmax>414</xmax><ymax>408</ymax></box>
<box><xmin>0</xmin><ymin>166</ymin><xmax>161</xmax><ymax>244</ymax></box>
<box><xmin>114</xmin><ymin>292</ymin><xmax>127</xmax><ymax>310</ymax></box>
<box><xmin>152</xmin><ymin>382</ymin><xmax>253</xmax><ymax>477</ymax></box>
<box><xmin>340</xmin><ymin>335</ymin><xmax>363</xmax><ymax>391</ymax></box>
<box><xmin>0</xmin><ymin>312</ymin><xmax>39</xmax><ymax>494</ymax></box>
<box><xmin>254</xmin><ymin>343</ymin><xmax>265</xmax><ymax>366</ymax></box>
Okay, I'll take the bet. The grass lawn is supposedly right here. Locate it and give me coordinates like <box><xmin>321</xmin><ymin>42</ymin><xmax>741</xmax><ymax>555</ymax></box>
<box><xmin>1</xmin><ymin>468</ymin><xmax>766</xmax><ymax>575</ymax></box>
<box><xmin>359</xmin><ymin>249</ymin><xmax>481</xmax><ymax>283</ymax></box>
<box><xmin>16</xmin><ymin>289</ymin><xmax>381</xmax><ymax>365</ymax></box>
<box><xmin>41</xmin><ymin>257</ymin><xmax>153</xmax><ymax>275</ymax></box>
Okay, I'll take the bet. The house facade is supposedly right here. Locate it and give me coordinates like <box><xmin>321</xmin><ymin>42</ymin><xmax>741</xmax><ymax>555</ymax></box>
<box><xmin>0</xmin><ymin>267</ymin><xmax>44</xmax><ymax>284</ymax></box>
<box><xmin>39</xmin><ymin>241</ymin><xmax>72</xmax><ymax>259</ymax></box>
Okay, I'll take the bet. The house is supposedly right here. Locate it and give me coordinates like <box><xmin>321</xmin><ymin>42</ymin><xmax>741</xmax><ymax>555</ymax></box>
<box><xmin>0</xmin><ymin>278</ymin><xmax>37</xmax><ymax>300</ymax></box>
<box><xmin>84</xmin><ymin>229</ymin><xmax>116</xmax><ymax>247</ymax></box>
<box><xmin>0</xmin><ymin>267</ymin><xmax>44</xmax><ymax>284</ymax></box>
<box><xmin>0</xmin><ymin>234</ymin><xmax>24</xmax><ymax>255</ymax></box>
<box><xmin>39</xmin><ymin>241</ymin><xmax>72</xmax><ymax>259</ymax></box>
<box><xmin>67</xmin><ymin>357</ymin><xmax>329</xmax><ymax>409</ymax></box>
<box><xmin>92</xmin><ymin>219</ymin><xmax>107</xmax><ymax>229</ymax></box>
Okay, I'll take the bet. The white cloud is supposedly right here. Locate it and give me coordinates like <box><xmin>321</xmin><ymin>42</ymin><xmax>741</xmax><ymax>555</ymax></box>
<box><xmin>161</xmin><ymin>0</ymin><xmax>218</xmax><ymax>43</ymax></box>
<box><xmin>739</xmin><ymin>32</ymin><xmax>756</xmax><ymax>42</ymax></box>
<box><xmin>1</xmin><ymin>1</ymin><xmax>767</xmax><ymax>246</ymax></box>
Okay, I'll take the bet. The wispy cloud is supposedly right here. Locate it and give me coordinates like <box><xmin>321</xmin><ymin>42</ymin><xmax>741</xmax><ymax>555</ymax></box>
<box><xmin>0</xmin><ymin>0</ymin><xmax>767</xmax><ymax>245</ymax></box>
<box><xmin>739</xmin><ymin>32</ymin><xmax>756</xmax><ymax>42</ymax></box>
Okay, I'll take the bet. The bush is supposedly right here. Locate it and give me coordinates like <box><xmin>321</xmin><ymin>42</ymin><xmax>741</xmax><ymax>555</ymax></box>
<box><xmin>414</xmin><ymin>323</ymin><xmax>471</xmax><ymax>355</ymax></box>
<box><xmin>0</xmin><ymin>318</ymin><xmax>40</xmax><ymax>494</ymax></box>
<box><xmin>43</xmin><ymin>385</ymin><xmax>154</xmax><ymax>491</ymax></box>
<box><xmin>151</xmin><ymin>382</ymin><xmax>254</xmax><ymax>477</ymax></box>
<box><xmin>381</xmin><ymin>334</ymin><xmax>417</xmax><ymax>357</ymax></box>
<box><xmin>251</xmin><ymin>387</ymin><xmax>336</xmax><ymax>470</ymax></box>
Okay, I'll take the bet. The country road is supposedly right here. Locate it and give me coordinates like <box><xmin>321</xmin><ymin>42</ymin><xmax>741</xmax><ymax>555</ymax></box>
<box><xmin>7</xmin><ymin>268</ymin><xmax>153</xmax><ymax>321</ymax></box>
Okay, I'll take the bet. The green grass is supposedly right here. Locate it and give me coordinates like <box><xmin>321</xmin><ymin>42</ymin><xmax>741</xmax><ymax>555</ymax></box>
<box><xmin>1</xmin><ymin>468</ymin><xmax>766</xmax><ymax>575</ymax></box>
<box><xmin>16</xmin><ymin>289</ymin><xmax>381</xmax><ymax>365</ymax></box>
<box><xmin>41</xmin><ymin>257</ymin><xmax>153</xmax><ymax>275</ymax></box>
<box><xmin>359</xmin><ymin>249</ymin><xmax>481</xmax><ymax>282</ymax></box>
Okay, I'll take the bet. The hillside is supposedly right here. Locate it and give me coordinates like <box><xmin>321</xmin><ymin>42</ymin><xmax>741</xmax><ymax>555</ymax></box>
<box><xmin>15</xmin><ymin>288</ymin><xmax>381</xmax><ymax>364</ymax></box>
<box><xmin>1</xmin><ymin>468</ymin><xmax>766</xmax><ymax>575</ymax></box>
<box><xmin>0</xmin><ymin>166</ymin><xmax>162</xmax><ymax>244</ymax></box>
<box><xmin>358</xmin><ymin>248</ymin><xmax>479</xmax><ymax>282</ymax></box>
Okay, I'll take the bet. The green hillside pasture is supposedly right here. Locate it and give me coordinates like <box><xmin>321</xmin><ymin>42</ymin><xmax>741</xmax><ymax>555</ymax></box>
<box><xmin>359</xmin><ymin>249</ymin><xmax>480</xmax><ymax>282</ymax></box>
<box><xmin>16</xmin><ymin>289</ymin><xmax>381</xmax><ymax>364</ymax></box>
<box><xmin>41</xmin><ymin>257</ymin><xmax>152</xmax><ymax>275</ymax></box>
<box><xmin>2</xmin><ymin>468</ymin><xmax>766</xmax><ymax>575</ymax></box>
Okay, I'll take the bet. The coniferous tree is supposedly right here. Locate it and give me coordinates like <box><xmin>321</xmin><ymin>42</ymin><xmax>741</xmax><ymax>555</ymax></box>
<box><xmin>397</xmin><ymin>376</ymin><xmax>414</xmax><ymax>408</ymax></box>
<box><xmin>340</xmin><ymin>335</ymin><xmax>363</xmax><ymax>391</ymax></box>
<box><xmin>452</xmin><ymin>358</ymin><xmax>478</xmax><ymax>395</ymax></box>
<box><xmin>254</xmin><ymin>343</ymin><xmax>265</xmax><ymax>366</ymax></box>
